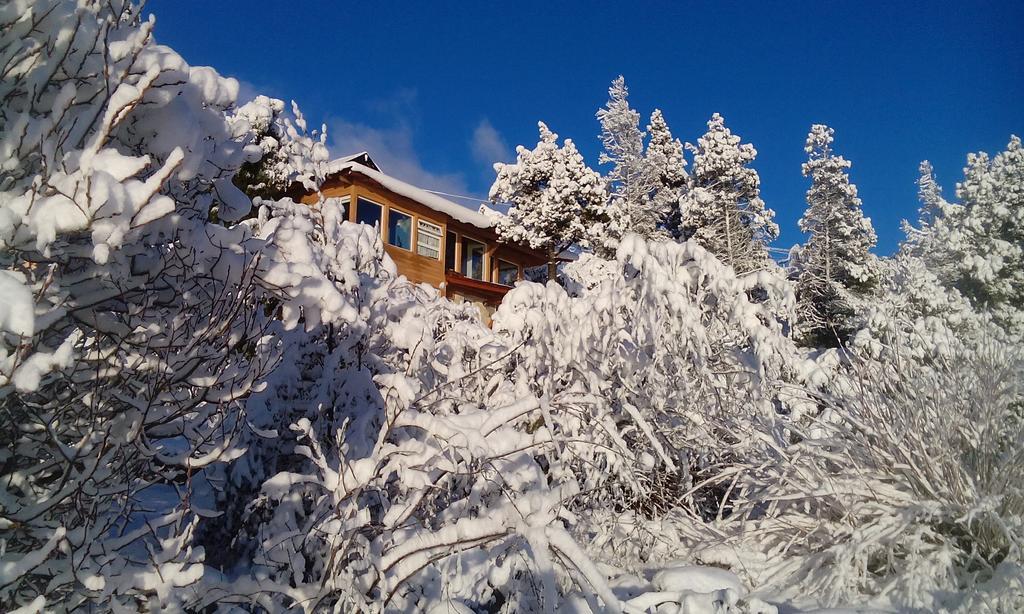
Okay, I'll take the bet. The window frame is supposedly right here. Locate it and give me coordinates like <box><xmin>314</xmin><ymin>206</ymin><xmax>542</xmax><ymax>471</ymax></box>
<box><xmin>386</xmin><ymin>206</ymin><xmax>414</xmax><ymax>251</ymax></box>
<box><xmin>416</xmin><ymin>219</ymin><xmax>443</xmax><ymax>260</ymax></box>
<box><xmin>495</xmin><ymin>258</ymin><xmax>520</xmax><ymax>287</ymax></box>
<box><xmin>355</xmin><ymin>196</ymin><xmax>384</xmax><ymax>230</ymax></box>
<box><xmin>460</xmin><ymin>235</ymin><xmax>488</xmax><ymax>281</ymax></box>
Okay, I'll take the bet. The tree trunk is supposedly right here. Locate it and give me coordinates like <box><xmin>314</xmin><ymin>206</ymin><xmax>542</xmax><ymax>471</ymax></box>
<box><xmin>547</xmin><ymin>247</ymin><xmax>557</xmax><ymax>282</ymax></box>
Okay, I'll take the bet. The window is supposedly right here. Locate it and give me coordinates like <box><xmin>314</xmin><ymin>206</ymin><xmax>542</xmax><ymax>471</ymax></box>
<box><xmin>387</xmin><ymin>209</ymin><xmax>412</xmax><ymax>250</ymax></box>
<box><xmin>462</xmin><ymin>237</ymin><xmax>486</xmax><ymax>280</ymax></box>
<box><xmin>356</xmin><ymin>197</ymin><xmax>382</xmax><ymax>229</ymax></box>
<box><xmin>496</xmin><ymin>260</ymin><xmax>519</xmax><ymax>286</ymax></box>
<box><xmin>416</xmin><ymin>220</ymin><xmax>442</xmax><ymax>259</ymax></box>
<box><xmin>445</xmin><ymin>231</ymin><xmax>457</xmax><ymax>270</ymax></box>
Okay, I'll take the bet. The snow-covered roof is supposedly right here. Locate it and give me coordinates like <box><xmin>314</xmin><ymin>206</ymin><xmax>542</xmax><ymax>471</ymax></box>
<box><xmin>325</xmin><ymin>160</ymin><xmax>493</xmax><ymax>229</ymax></box>
<box><xmin>331</xmin><ymin>151</ymin><xmax>380</xmax><ymax>172</ymax></box>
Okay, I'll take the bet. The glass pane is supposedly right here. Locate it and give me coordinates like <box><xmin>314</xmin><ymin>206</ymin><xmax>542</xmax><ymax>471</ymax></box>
<box><xmin>462</xmin><ymin>238</ymin><xmax>485</xmax><ymax>280</ymax></box>
<box><xmin>388</xmin><ymin>210</ymin><xmax>412</xmax><ymax>249</ymax></box>
<box><xmin>445</xmin><ymin>231</ymin><xmax>457</xmax><ymax>270</ymax></box>
<box><xmin>497</xmin><ymin>260</ymin><xmax>519</xmax><ymax>286</ymax></box>
<box><xmin>417</xmin><ymin>220</ymin><xmax>441</xmax><ymax>259</ymax></box>
<box><xmin>356</xmin><ymin>197</ymin><xmax>381</xmax><ymax>229</ymax></box>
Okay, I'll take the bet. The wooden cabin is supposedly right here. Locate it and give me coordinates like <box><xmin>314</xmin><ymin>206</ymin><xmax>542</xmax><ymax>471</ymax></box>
<box><xmin>296</xmin><ymin>153</ymin><xmax>548</xmax><ymax>320</ymax></box>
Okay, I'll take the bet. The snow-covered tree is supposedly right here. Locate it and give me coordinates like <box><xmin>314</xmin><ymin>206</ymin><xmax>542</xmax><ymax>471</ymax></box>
<box><xmin>597</xmin><ymin>76</ymin><xmax>646</xmax><ymax>205</ymax></box>
<box><xmin>852</xmin><ymin>253</ymin><xmax>994</xmax><ymax>362</ymax></box>
<box><xmin>682</xmin><ymin>113</ymin><xmax>778</xmax><ymax>274</ymax></box>
<box><xmin>229</xmin><ymin>95</ymin><xmax>330</xmax><ymax>201</ymax></box>
<box><xmin>934</xmin><ymin>136</ymin><xmax>1024</xmax><ymax>337</ymax></box>
<box><xmin>593</xmin><ymin>76</ymin><xmax>664</xmax><ymax>250</ymax></box>
<box><xmin>899</xmin><ymin>140</ymin><xmax>1024</xmax><ymax>339</ymax></box>
<box><xmin>899</xmin><ymin>161</ymin><xmax>963</xmax><ymax>282</ymax></box>
<box><xmin>230</xmin><ymin>95</ymin><xmax>290</xmax><ymax>199</ymax></box>
<box><xmin>645</xmin><ymin>108</ymin><xmax>689</xmax><ymax>240</ymax></box>
<box><xmin>795</xmin><ymin>124</ymin><xmax>877</xmax><ymax>346</ymax></box>
<box><xmin>494</xmin><ymin>232</ymin><xmax>811</xmax><ymax>538</ymax></box>
<box><xmin>485</xmin><ymin>122</ymin><xmax>606</xmax><ymax>280</ymax></box>
<box><xmin>0</xmin><ymin>2</ymin><xmax>273</xmax><ymax>608</ymax></box>
<box><xmin>915</xmin><ymin>160</ymin><xmax>951</xmax><ymax>229</ymax></box>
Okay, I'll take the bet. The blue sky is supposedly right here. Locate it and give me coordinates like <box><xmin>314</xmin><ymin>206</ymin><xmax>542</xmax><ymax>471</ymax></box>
<box><xmin>151</xmin><ymin>1</ymin><xmax>1022</xmax><ymax>253</ymax></box>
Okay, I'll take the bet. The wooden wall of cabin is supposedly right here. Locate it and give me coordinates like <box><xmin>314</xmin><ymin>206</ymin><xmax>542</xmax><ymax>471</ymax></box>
<box><xmin>300</xmin><ymin>177</ymin><xmax>448</xmax><ymax>288</ymax></box>
<box><xmin>297</xmin><ymin>173</ymin><xmax>548</xmax><ymax>293</ymax></box>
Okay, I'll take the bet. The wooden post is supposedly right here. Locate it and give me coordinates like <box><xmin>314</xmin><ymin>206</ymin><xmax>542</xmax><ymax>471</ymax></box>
<box><xmin>349</xmin><ymin>186</ymin><xmax>358</xmax><ymax>222</ymax></box>
<box><xmin>454</xmin><ymin>233</ymin><xmax>462</xmax><ymax>274</ymax></box>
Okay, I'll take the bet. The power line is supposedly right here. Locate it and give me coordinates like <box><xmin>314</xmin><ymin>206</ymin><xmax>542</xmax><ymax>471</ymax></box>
<box><xmin>422</xmin><ymin>188</ymin><xmax>487</xmax><ymax>203</ymax></box>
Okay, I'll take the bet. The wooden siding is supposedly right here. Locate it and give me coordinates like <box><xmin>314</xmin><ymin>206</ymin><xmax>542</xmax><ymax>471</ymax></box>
<box><xmin>384</xmin><ymin>243</ymin><xmax>443</xmax><ymax>287</ymax></box>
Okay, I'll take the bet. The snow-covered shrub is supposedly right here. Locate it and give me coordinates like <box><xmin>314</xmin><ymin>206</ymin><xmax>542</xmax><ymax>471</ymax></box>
<box><xmin>559</xmin><ymin>251</ymin><xmax>621</xmax><ymax>296</ymax></box>
<box><xmin>188</xmin><ymin>200</ymin><xmax>633</xmax><ymax>612</ymax></box>
<box><xmin>725</xmin><ymin>334</ymin><xmax>1024</xmax><ymax>611</ymax></box>
<box><xmin>493</xmin><ymin>235</ymin><xmax>813</xmax><ymax>567</ymax></box>
<box><xmin>0</xmin><ymin>0</ymin><xmax>276</xmax><ymax>608</ymax></box>
<box><xmin>851</xmin><ymin>254</ymin><xmax>995</xmax><ymax>362</ymax></box>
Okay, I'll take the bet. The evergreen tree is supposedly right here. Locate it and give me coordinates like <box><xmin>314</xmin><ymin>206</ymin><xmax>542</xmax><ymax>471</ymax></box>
<box><xmin>229</xmin><ymin>96</ymin><xmax>329</xmax><ymax>201</ymax></box>
<box><xmin>485</xmin><ymin>122</ymin><xmax>607</xmax><ymax>280</ymax></box>
<box><xmin>915</xmin><ymin>160</ymin><xmax>951</xmax><ymax>228</ymax></box>
<box><xmin>682</xmin><ymin>113</ymin><xmax>778</xmax><ymax>273</ymax></box>
<box><xmin>231</xmin><ymin>96</ymin><xmax>291</xmax><ymax>200</ymax></box>
<box><xmin>938</xmin><ymin>136</ymin><xmax>1024</xmax><ymax>336</ymax></box>
<box><xmin>645</xmin><ymin>109</ymin><xmax>689</xmax><ymax>240</ymax></box>
<box><xmin>594</xmin><ymin>76</ymin><xmax>661</xmax><ymax>251</ymax></box>
<box><xmin>900</xmin><ymin>161</ymin><xmax>963</xmax><ymax>283</ymax></box>
<box><xmin>795</xmin><ymin>124</ymin><xmax>877</xmax><ymax>347</ymax></box>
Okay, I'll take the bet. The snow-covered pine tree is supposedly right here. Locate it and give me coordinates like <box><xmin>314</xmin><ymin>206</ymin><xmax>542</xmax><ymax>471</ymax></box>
<box><xmin>485</xmin><ymin>122</ymin><xmax>606</xmax><ymax>280</ymax></box>
<box><xmin>795</xmin><ymin>124</ymin><xmax>878</xmax><ymax>347</ymax></box>
<box><xmin>899</xmin><ymin>161</ymin><xmax>963</xmax><ymax>284</ymax></box>
<box><xmin>229</xmin><ymin>96</ymin><xmax>329</xmax><ymax>201</ymax></box>
<box><xmin>682</xmin><ymin>113</ymin><xmax>778</xmax><ymax>273</ymax></box>
<box><xmin>645</xmin><ymin>109</ymin><xmax>689</xmax><ymax>240</ymax></box>
<box><xmin>916</xmin><ymin>160</ymin><xmax>951</xmax><ymax>228</ymax></box>
<box><xmin>230</xmin><ymin>96</ymin><xmax>290</xmax><ymax>200</ymax></box>
<box><xmin>938</xmin><ymin>136</ymin><xmax>1024</xmax><ymax>337</ymax></box>
<box><xmin>594</xmin><ymin>76</ymin><xmax>662</xmax><ymax>251</ymax></box>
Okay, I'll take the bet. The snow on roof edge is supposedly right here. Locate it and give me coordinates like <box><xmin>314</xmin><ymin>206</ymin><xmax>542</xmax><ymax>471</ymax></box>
<box><xmin>325</xmin><ymin>160</ymin><xmax>493</xmax><ymax>229</ymax></box>
<box><xmin>333</xmin><ymin>151</ymin><xmax>379</xmax><ymax>172</ymax></box>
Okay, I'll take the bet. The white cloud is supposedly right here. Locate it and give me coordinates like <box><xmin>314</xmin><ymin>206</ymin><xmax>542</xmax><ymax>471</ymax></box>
<box><xmin>328</xmin><ymin>118</ymin><xmax>468</xmax><ymax>196</ymax></box>
<box><xmin>326</xmin><ymin>89</ymin><xmax>471</xmax><ymax>197</ymax></box>
<box><xmin>470</xmin><ymin>119</ymin><xmax>511</xmax><ymax>168</ymax></box>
